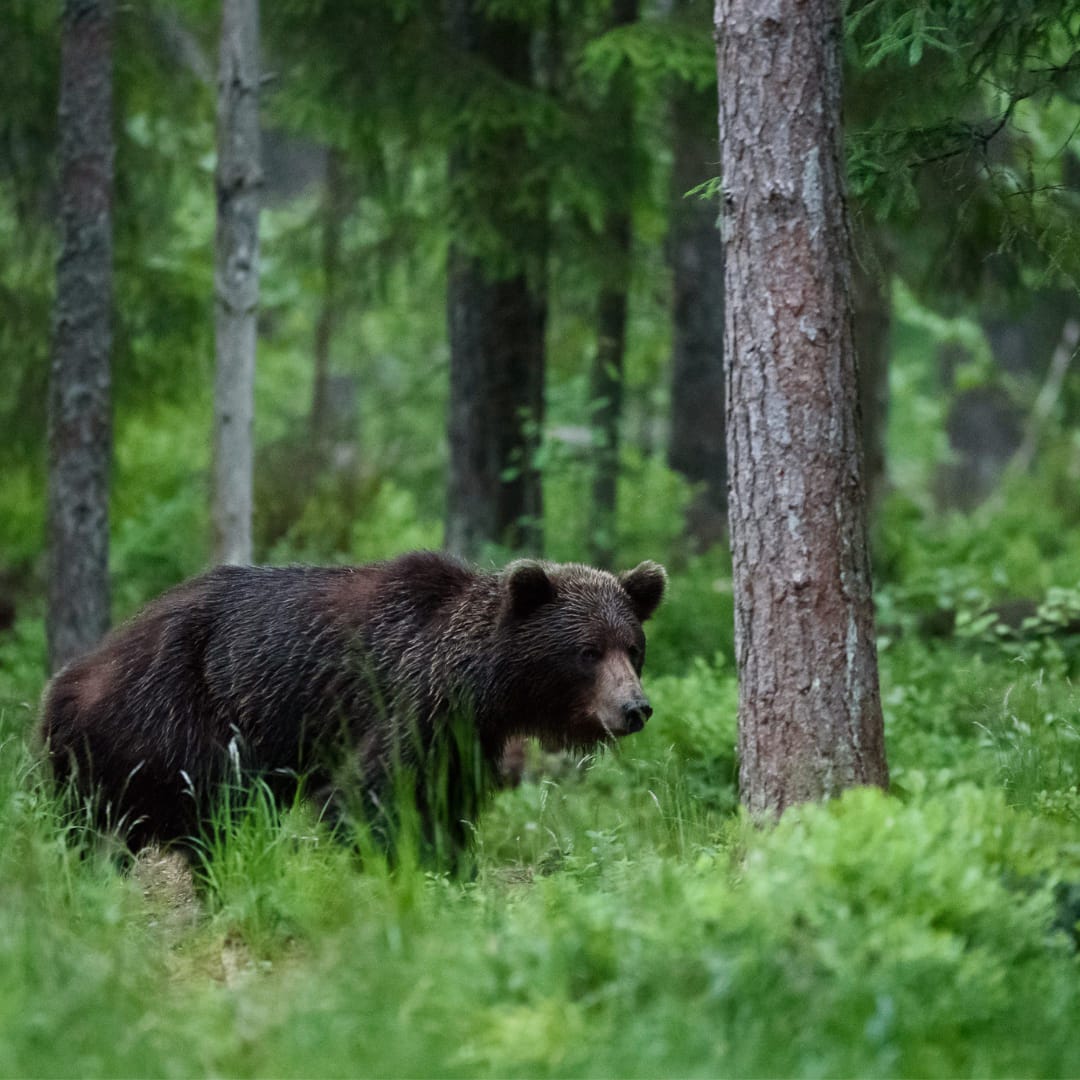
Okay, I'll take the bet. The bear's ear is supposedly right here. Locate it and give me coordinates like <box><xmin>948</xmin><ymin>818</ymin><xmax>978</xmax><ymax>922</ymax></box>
<box><xmin>619</xmin><ymin>561</ymin><xmax>667</xmax><ymax>623</ymax></box>
<box><xmin>504</xmin><ymin>560</ymin><xmax>557</xmax><ymax>621</ymax></box>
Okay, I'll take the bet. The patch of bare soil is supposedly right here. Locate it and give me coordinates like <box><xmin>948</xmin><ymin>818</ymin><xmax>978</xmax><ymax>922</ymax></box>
<box><xmin>132</xmin><ymin>845</ymin><xmax>201</xmax><ymax>937</ymax></box>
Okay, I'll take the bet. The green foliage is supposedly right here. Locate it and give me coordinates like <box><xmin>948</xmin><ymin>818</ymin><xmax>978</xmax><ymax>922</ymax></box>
<box><xmin>4</xmin><ymin>480</ymin><xmax>1080</xmax><ymax>1076</ymax></box>
<box><xmin>721</xmin><ymin>787</ymin><xmax>1078</xmax><ymax>1076</ymax></box>
<box><xmin>3</xmin><ymin>697</ymin><xmax>1080</xmax><ymax>1077</ymax></box>
<box><xmin>542</xmin><ymin>441</ymin><xmax>695</xmax><ymax>567</ymax></box>
<box><xmin>192</xmin><ymin>782</ymin><xmax>363</xmax><ymax>954</ymax></box>
<box><xmin>579</xmin><ymin>20</ymin><xmax>715</xmax><ymax>95</ymax></box>
<box><xmin>0</xmin><ymin>735</ymin><xmax>208</xmax><ymax>1077</ymax></box>
<box><xmin>876</xmin><ymin>469</ymin><xmax>1080</xmax><ymax>650</ymax></box>
<box><xmin>0</xmin><ymin>615</ymin><xmax>45</xmax><ymax>715</ymax></box>
<box><xmin>0</xmin><ymin>463</ymin><xmax>44</xmax><ymax>571</ymax></box>
<box><xmin>845</xmin><ymin>0</ymin><xmax>1080</xmax><ymax>303</ymax></box>
<box><xmin>110</xmin><ymin>405</ymin><xmax>212</xmax><ymax>617</ymax></box>
<box><xmin>847</xmin><ymin>1</ymin><xmax>955</xmax><ymax>68</ymax></box>
<box><xmin>644</xmin><ymin>548</ymin><xmax>736</xmax><ymax>672</ymax></box>
<box><xmin>262</xmin><ymin>470</ymin><xmax>441</xmax><ymax>565</ymax></box>
<box><xmin>976</xmin><ymin>671</ymin><xmax>1080</xmax><ymax>811</ymax></box>
<box><xmin>876</xmin><ymin>276</ymin><xmax>1080</xmax><ymax>686</ymax></box>
<box><xmin>348</xmin><ymin>482</ymin><xmax>443</xmax><ymax>561</ymax></box>
<box><xmin>637</xmin><ymin>654</ymin><xmax>738</xmax><ymax>812</ymax></box>
<box><xmin>0</xmin><ymin>184</ymin><xmax>53</xmax><ymax>459</ymax></box>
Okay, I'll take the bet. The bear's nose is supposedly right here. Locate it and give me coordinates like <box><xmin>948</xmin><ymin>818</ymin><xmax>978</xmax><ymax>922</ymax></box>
<box><xmin>622</xmin><ymin>699</ymin><xmax>653</xmax><ymax>733</ymax></box>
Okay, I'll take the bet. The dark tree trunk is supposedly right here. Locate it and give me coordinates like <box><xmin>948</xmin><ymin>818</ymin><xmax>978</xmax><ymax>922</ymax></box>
<box><xmin>444</xmin><ymin>2</ymin><xmax>546</xmax><ymax>560</ymax></box>
<box><xmin>715</xmin><ymin>0</ymin><xmax>888</xmax><ymax>816</ymax></box>
<box><xmin>47</xmin><ymin>0</ymin><xmax>115</xmax><ymax>674</ymax></box>
<box><xmin>588</xmin><ymin>0</ymin><xmax>638</xmax><ymax>569</ymax></box>
<box><xmin>667</xmin><ymin>82</ymin><xmax>727</xmax><ymax>548</ymax></box>
<box><xmin>446</xmin><ymin>252</ymin><xmax>546</xmax><ymax>559</ymax></box>
<box><xmin>851</xmin><ymin>232</ymin><xmax>891</xmax><ymax>510</ymax></box>
<box><xmin>311</xmin><ymin>148</ymin><xmax>349</xmax><ymax>450</ymax></box>
<box><xmin>589</xmin><ymin>271</ymin><xmax>630</xmax><ymax>568</ymax></box>
<box><xmin>212</xmin><ymin>0</ymin><xmax>261</xmax><ymax>566</ymax></box>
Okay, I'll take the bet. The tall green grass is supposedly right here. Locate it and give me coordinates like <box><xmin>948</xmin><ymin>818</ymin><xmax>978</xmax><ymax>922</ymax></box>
<box><xmin>1</xmin><ymin>633</ymin><xmax>1079</xmax><ymax>1078</ymax></box>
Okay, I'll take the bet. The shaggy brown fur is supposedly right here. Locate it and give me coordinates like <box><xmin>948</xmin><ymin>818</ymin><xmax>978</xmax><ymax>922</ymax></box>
<box><xmin>39</xmin><ymin>552</ymin><xmax>666</xmax><ymax>859</ymax></box>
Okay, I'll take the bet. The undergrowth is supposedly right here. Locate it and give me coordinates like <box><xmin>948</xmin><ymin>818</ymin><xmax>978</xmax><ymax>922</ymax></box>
<box><xmin>1</xmin><ymin>620</ymin><xmax>1079</xmax><ymax>1077</ymax></box>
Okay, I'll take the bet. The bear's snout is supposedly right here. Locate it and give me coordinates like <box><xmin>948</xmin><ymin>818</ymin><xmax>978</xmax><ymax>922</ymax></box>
<box><xmin>621</xmin><ymin>697</ymin><xmax>653</xmax><ymax>734</ymax></box>
<box><xmin>584</xmin><ymin>651</ymin><xmax>653</xmax><ymax>739</ymax></box>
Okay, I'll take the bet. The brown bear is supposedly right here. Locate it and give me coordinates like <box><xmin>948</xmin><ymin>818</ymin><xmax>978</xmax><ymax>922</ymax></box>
<box><xmin>39</xmin><ymin>551</ymin><xmax>666</xmax><ymax>862</ymax></box>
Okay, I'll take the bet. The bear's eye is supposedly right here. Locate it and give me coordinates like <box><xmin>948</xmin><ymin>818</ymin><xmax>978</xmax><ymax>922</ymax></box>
<box><xmin>628</xmin><ymin>645</ymin><xmax>643</xmax><ymax>667</ymax></box>
<box><xmin>579</xmin><ymin>645</ymin><xmax>602</xmax><ymax>663</ymax></box>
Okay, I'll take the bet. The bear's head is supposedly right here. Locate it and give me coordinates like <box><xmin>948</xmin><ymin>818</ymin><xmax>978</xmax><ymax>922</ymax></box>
<box><xmin>498</xmin><ymin>559</ymin><xmax>667</xmax><ymax>750</ymax></box>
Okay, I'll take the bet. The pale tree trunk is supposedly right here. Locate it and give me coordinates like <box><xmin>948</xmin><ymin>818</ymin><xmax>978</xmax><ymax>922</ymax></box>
<box><xmin>213</xmin><ymin>0</ymin><xmax>261</xmax><ymax>566</ymax></box>
<box><xmin>588</xmin><ymin>0</ymin><xmax>638</xmax><ymax>569</ymax></box>
<box><xmin>715</xmin><ymin>0</ymin><xmax>888</xmax><ymax>816</ymax></box>
<box><xmin>667</xmin><ymin>80</ymin><xmax>727</xmax><ymax>548</ymax></box>
<box><xmin>47</xmin><ymin>0</ymin><xmax>115</xmax><ymax>674</ymax></box>
<box><xmin>445</xmin><ymin>0</ymin><xmax>546</xmax><ymax>561</ymax></box>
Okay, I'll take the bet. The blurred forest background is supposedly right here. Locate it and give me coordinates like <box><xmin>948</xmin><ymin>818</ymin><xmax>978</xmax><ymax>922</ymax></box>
<box><xmin>2</xmin><ymin>0</ymin><xmax>1080</xmax><ymax>1076</ymax></box>
<box><xmin>3</xmin><ymin>0</ymin><xmax>1080</xmax><ymax>672</ymax></box>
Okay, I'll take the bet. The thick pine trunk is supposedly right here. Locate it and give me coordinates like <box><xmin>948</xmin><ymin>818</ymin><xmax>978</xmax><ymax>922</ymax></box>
<box><xmin>667</xmin><ymin>87</ymin><xmax>727</xmax><ymax>546</ymax></box>
<box><xmin>212</xmin><ymin>0</ymin><xmax>261</xmax><ymax>566</ymax></box>
<box><xmin>444</xmin><ymin>2</ymin><xmax>546</xmax><ymax>561</ymax></box>
<box><xmin>47</xmin><ymin>0</ymin><xmax>115</xmax><ymax>674</ymax></box>
<box><xmin>715</xmin><ymin>0</ymin><xmax>888</xmax><ymax>815</ymax></box>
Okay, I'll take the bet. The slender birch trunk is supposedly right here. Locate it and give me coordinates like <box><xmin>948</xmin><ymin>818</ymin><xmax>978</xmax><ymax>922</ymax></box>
<box><xmin>213</xmin><ymin>0</ymin><xmax>261</xmax><ymax>565</ymax></box>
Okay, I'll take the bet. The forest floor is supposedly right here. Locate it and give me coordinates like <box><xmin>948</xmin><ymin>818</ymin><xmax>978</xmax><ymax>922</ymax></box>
<box><xmin>1</xmin><ymin>617</ymin><xmax>1079</xmax><ymax>1077</ymax></box>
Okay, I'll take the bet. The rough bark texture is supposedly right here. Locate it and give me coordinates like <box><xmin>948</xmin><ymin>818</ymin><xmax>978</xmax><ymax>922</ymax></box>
<box><xmin>588</xmin><ymin>0</ymin><xmax>638</xmax><ymax>569</ymax></box>
<box><xmin>668</xmin><ymin>83</ymin><xmax>727</xmax><ymax>547</ymax></box>
<box><xmin>444</xmin><ymin>1</ymin><xmax>546</xmax><ymax>561</ymax></box>
<box><xmin>715</xmin><ymin>0</ymin><xmax>888</xmax><ymax>815</ymax></box>
<box><xmin>213</xmin><ymin>0</ymin><xmax>261</xmax><ymax>566</ymax></box>
<box><xmin>47</xmin><ymin>0</ymin><xmax>115</xmax><ymax>674</ymax></box>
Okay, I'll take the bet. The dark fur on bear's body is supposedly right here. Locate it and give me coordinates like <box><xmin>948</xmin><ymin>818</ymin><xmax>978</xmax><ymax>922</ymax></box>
<box><xmin>40</xmin><ymin>551</ymin><xmax>666</xmax><ymax>856</ymax></box>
